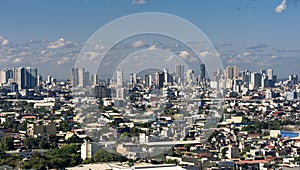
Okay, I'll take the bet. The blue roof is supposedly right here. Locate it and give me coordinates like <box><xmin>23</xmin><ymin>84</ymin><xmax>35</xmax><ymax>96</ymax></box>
<box><xmin>280</xmin><ymin>130</ymin><xmax>299</xmax><ymax>138</ymax></box>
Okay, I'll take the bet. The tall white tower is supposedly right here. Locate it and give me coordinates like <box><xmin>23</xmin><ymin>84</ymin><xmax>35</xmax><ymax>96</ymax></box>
<box><xmin>117</xmin><ymin>70</ymin><xmax>123</xmax><ymax>87</ymax></box>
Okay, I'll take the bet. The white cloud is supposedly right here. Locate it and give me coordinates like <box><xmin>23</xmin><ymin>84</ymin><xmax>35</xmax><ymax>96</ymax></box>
<box><xmin>13</xmin><ymin>58</ymin><xmax>22</xmax><ymax>63</ymax></box>
<box><xmin>199</xmin><ymin>51</ymin><xmax>209</xmax><ymax>58</ymax></box>
<box><xmin>275</xmin><ymin>0</ymin><xmax>287</xmax><ymax>13</ymax></box>
<box><xmin>242</xmin><ymin>52</ymin><xmax>251</xmax><ymax>56</ymax></box>
<box><xmin>179</xmin><ymin>50</ymin><xmax>189</xmax><ymax>59</ymax></box>
<box><xmin>57</xmin><ymin>57</ymin><xmax>71</xmax><ymax>65</ymax></box>
<box><xmin>132</xmin><ymin>0</ymin><xmax>148</xmax><ymax>5</ymax></box>
<box><xmin>148</xmin><ymin>45</ymin><xmax>157</xmax><ymax>50</ymax></box>
<box><xmin>132</xmin><ymin>40</ymin><xmax>145</xmax><ymax>48</ymax></box>
<box><xmin>1</xmin><ymin>39</ymin><xmax>9</xmax><ymax>46</ymax></box>
<box><xmin>47</xmin><ymin>38</ymin><xmax>72</xmax><ymax>49</ymax></box>
<box><xmin>0</xmin><ymin>35</ymin><xmax>9</xmax><ymax>46</ymax></box>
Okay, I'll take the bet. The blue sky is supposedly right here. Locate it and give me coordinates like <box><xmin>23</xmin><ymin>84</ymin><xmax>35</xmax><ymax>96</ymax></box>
<box><xmin>0</xmin><ymin>0</ymin><xmax>299</xmax><ymax>47</ymax></box>
<box><xmin>0</xmin><ymin>0</ymin><xmax>300</xmax><ymax>79</ymax></box>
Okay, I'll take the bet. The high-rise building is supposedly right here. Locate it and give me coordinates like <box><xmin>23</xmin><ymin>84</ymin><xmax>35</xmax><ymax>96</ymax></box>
<box><xmin>267</xmin><ymin>69</ymin><xmax>273</xmax><ymax>80</ymax></box>
<box><xmin>91</xmin><ymin>74</ymin><xmax>98</xmax><ymax>85</ymax></box>
<box><xmin>144</xmin><ymin>75</ymin><xmax>151</xmax><ymax>87</ymax></box>
<box><xmin>77</xmin><ymin>68</ymin><xmax>85</xmax><ymax>87</ymax></box>
<box><xmin>84</xmin><ymin>71</ymin><xmax>90</xmax><ymax>87</ymax></box>
<box><xmin>37</xmin><ymin>74</ymin><xmax>42</xmax><ymax>86</ymax></box>
<box><xmin>14</xmin><ymin>67</ymin><xmax>26</xmax><ymax>89</ymax></box>
<box><xmin>175</xmin><ymin>64</ymin><xmax>184</xmax><ymax>83</ymax></box>
<box><xmin>0</xmin><ymin>68</ymin><xmax>13</xmax><ymax>85</ymax></box>
<box><xmin>225</xmin><ymin>65</ymin><xmax>238</xmax><ymax>79</ymax></box>
<box><xmin>251</xmin><ymin>72</ymin><xmax>262</xmax><ymax>89</ymax></box>
<box><xmin>26</xmin><ymin>67</ymin><xmax>37</xmax><ymax>89</ymax></box>
<box><xmin>71</xmin><ymin>68</ymin><xmax>79</xmax><ymax>87</ymax></box>
<box><xmin>154</xmin><ymin>72</ymin><xmax>164</xmax><ymax>89</ymax></box>
<box><xmin>185</xmin><ymin>69</ymin><xmax>194</xmax><ymax>84</ymax></box>
<box><xmin>199</xmin><ymin>64</ymin><xmax>206</xmax><ymax>80</ymax></box>
<box><xmin>289</xmin><ymin>75</ymin><xmax>298</xmax><ymax>85</ymax></box>
<box><xmin>117</xmin><ymin>70</ymin><xmax>123</xmax><ymax>88</ymax></box>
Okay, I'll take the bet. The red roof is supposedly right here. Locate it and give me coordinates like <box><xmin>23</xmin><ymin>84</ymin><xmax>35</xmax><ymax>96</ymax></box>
<box><xmin>22</xmin><ymin>115</ymin><xmax>36</xmax><ymax>119</ymax></box>
<box><xmin>236</xmin><ymin>158</ymin><xmax>273</xmax><ymax>165</ymax></box>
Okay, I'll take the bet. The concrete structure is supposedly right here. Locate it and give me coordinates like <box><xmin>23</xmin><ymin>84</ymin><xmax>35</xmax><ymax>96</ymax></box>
<box><xmin>81</xmin><ymin>139</ymin><xmax>101</xmax><ymax>160</ymax></box>
<box><xmin>27</xmin><ymin>121</ymin><xmax>56</xmax><ymax>138</ymax></box>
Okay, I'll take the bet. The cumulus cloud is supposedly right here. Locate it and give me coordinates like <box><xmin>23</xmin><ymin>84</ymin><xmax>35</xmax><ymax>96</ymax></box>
<box><xmin>179</xmin><ymin>50</ymin><xmax>189</xmax><ymax>59</ymax></box>
<box><xmin>132</xmin><ymin>0</ymin><xmax>149</xmax><ymax>5</ymax></box>
<box><xmin>132</xmin><ymin>40</ymin><xmax>145</xmax><ymax>48</ymax></box>
<box><xmin>275</xmin><ymin>0</ymin><xmax>287</xmax><ymax>13</ymax></box>
<box><xmin>0</xmin><ymin>36</ymin><xmax>9</xmax><ymax>46</ymax></box>
<box><xmin>47</xmin><ymin>38</ymin><xmax>72</xmax><ymax>49</ymax></box>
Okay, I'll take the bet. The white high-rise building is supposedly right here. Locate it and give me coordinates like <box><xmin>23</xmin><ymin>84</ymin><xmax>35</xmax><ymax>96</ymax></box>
<box><xmin>117</xmin><ymin>70</ymin><xmax>123</xmax><ymax>87</ymax></box>
<box><xmin>267</xmin><ymin>69</ymin><xmax>273</xmax><ymax>80</ymax></box>
<box><xmin>77</xmin><ymin>68</ymin><xmax>85</xmax><ymax>87</ymax></box>
<box><xmin>0</xmin><ymin>68</ymin><xmax>13</xmax><ymax>85</ymax></box>
<box><xmin>91</xmin><ymin>74</ymin><xmax>98</xmax><ymax>85</ymax></box>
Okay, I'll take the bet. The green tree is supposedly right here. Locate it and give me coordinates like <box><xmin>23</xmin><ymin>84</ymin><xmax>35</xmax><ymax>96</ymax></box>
<box><xmin>24</xmin><ymin>138</ymin><xmax>39</xmax><ymax>149</ymax></box>
<box><xmin>0</xmin><ymin>137</ymin><xmax>14</xmax><ymax>151</ymax></box>
<box><xmin>93</xmin><ymin>150</ymin><xmax>127</xmax><ymax>162</ymax></box>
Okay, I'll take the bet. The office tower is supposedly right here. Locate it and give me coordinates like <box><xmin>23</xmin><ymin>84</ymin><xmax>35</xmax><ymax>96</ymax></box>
<box><xmin>289</xmin><ymin>75</ymin><xmax>298</xmax><ymax>85</ymax></box>
<box><xmin>145</xmin><ymin>75</ymin><xmax>150</xmax><ymax>87</ymax></box>
<box><xmin>175</xmin><ymin>64</ymin><xmax>184</xmax><ymax>83</ymax></box>
<box><xmin>26</xmin><ymin>67</ymin><xmax>37</xmax><ymax>89</ymax></box>
<box><xmin>251</xmin><ymin>72</ymin><xmax>262</xmax><ymax>89</ymax></box>
<box><xmin>117</xmin><ymin>70</ymin><xmax>123</xmax><ymax>88</ymax></box>
<box><xmin>10</xmin><ymin>82</ymin><xmax>18</xmax><ymax>92</ymax></box>
<box><xmin>199</xmin><ymin>64</ymin><xmax>206</xmax><ymax>80</ymax></box>
<box><xmin>164</xmin><ymin>68</ymin><xmax>169</xmax><ymax>84</ymax></box>
<box><xmin>93</xmin><ymin>85</ymin><xmax>109</xmax><ymax>99</ymax></box>
<box><xmin>144</xmin><ymin>75</ymin><xmax>152</xmax><ymax>87</ymax></box>
<box><xmin>225</xmin><ymin>65</ymin><xmax>238</xmax><ymax>79</ymax></box>
<box><xmin>261</xmin><ymin>74</ymin><xmax>269</xmax><ymax>88</ymax></box>
<box><xmin>240</xmin><ymin>70</ymin><xmax>251</xmax><ymax>83</ymax></box>
<box><xmin>37</xmin><ymin>74</ymin><xmax>42</xmax><ymax>86</ymax></box>
<box><xmin>0</xmin><ymin>68</ymin><xmax>13</xmax><ymax>84</ymax></box>
<box><xmin>14</xmin><ymin>67</ymin><xmax>26</xmax><ymax>89</ymax></box>
<box><xmin>185</xmin><ymin>69</ymin><xmax>194</xmax><ymax>84</ymax></box>
<box><xmin>84</xmin><ymin>71</ymin><xmax>90</xmax><ymax>87</ymax></box>
<box><xmin>154</xmin><ymin>72</ymin><xmax>164</xmax><ymax>89</ymax></box>
<box><xmin>91</xmin><ymin>74</ymin><xmax>98</xmax><ymax>85</ymax></box>
<box><xmin>71</xmin><ymin>68</ymin><xmax>79</xmax><ymax>87</ymax></box>
<box><xmin>116</xmin><ymin>88</ymin><xmax>125</xmax><ymax>99</ymax></box>
<box><xmin>260</xmin><ymin>69</ymin><xmax>267</xmax><ymax>75</ymax></box>
<box><xmin>77</xmin><ymin>68</ymin><xmax>85</xmax><ymax>87</ymax></box>
<box><xmin>267</xmin><ymin>69</ymin><xmax>273</xmax><ymax>80</ymax></box>
<box><xmin>47</xmin><ymin>76</ymin><xmax>52</xmax><ymax>84</ymax></box>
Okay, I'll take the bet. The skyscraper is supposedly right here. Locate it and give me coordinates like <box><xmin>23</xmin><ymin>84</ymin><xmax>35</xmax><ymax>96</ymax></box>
<box><xmin>117</xmin><ymin>70</ymin><xmax>123</xmax><ymax>87</ymax></box>
<box><xmin>77</xmin><ymin>68</ymin><xmax>85</xmax><ymax>87</ymax></box>
<box><xmin>225</xmin><ymin>65</ymin><xmax>238</xmax><ymax>79</ymax></box>
<box><xmin>0</xmin><ymin>68</ymin><xmax>13</xmax><ymax>84</ymax></box>
<box><xmin>26</xmin><ymin>67</ymin><xmax>37</xmax><ymax>89</ymax></box>
<box><xmin>175</xmin><ymin>64</ymin><xmax>184</xmax><ymax>83</ymax></box>
<box><xmin>267</xmin><ymin>69</ymin><xmax>273</xmax><ymax>80</ymax></box>
<box><xmin>199</xmin><ymin>64</ymin><xmax>206</xmax><ymax>80</ymax></box>
<box><xmin>14</xmin><ymin>67</ymin><xmax>26</xmax><ymax>89</ymax></box>
<box><xmin>71</xmin><ymin>68</ymin><xmax>79</xmax><ymax>87</ymax></box>
<box><xmin>91</xmin><ymin>74</ymin><xmax>98</xmax><ymax>86</ymax></box>
<box><xmin>251</xmin><ymin>72</ymin><xmax>262</xmax><ymax>89</ymax></box>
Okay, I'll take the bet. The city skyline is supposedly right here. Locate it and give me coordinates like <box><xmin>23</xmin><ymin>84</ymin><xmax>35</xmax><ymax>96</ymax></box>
<box><xmin>0</xmin><ymin>1</ymin><xmax>300</xmax><ymax>79</ymax></box>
